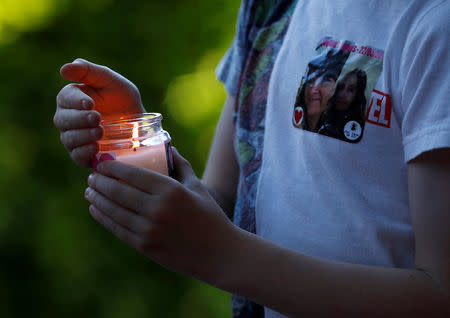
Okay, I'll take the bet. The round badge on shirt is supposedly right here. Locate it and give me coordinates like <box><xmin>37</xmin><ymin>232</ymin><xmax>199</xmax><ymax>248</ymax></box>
<box><xmin>342</xmin><ymin>120</ymin><xmax>363</xmax><ymax>142</ymax></box>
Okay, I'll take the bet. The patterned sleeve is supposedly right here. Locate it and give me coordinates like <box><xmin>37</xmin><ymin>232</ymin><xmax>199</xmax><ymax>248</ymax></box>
<box><xmin>216</xmin><ymin>0</ymin><xmax>295</xmax><ymax>97</ymax></box>
<box><xmin>216</xmin><ymin>0</ymin><xmax>255</xmax><ymax>96</ymax></box>
<box><xmin>216</xmin><ymin>1</ymin><xmax>297</xmax><ymax>318</ymax></box>
<box><xmin>399</xmin><ymin>1</ymin><xmax>450</xmax><ymax>162</ymax></box>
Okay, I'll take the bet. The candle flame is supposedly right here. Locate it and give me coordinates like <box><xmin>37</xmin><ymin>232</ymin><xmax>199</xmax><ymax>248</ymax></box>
<box><xmin>132</xmin><ymin>122</ymin><xmax>140</xmax><ymax>149</ymax></box>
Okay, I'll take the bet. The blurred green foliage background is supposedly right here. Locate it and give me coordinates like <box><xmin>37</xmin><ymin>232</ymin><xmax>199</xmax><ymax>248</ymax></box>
<box><xmin>0</xmin><ymin>0</ymin><xmax>240</xmax><ymax>317</ymax></box>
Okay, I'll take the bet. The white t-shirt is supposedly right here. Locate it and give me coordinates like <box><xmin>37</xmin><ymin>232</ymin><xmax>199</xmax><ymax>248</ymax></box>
<box><xmin>254</xmin><ymin>1</ymin><xmax>449</xmax><ymax>317</ymax></box>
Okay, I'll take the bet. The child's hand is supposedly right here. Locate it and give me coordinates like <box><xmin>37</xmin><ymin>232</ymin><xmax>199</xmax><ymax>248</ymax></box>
<box><xmin>54</xmin><ymin>58</ymin><xmax>145</xmax><ymax>168</ymax></box>
<box><xmin>84</xmin><ymin>148</ymin><xmax>237</xmax><ymax>282</ymax></box>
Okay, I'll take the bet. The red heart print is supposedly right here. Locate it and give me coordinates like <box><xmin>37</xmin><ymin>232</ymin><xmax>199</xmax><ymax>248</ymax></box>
<box><xmin>294</xmin><ymin>108</ymin><xmax>303</xmax><ymax>124</ymax></box>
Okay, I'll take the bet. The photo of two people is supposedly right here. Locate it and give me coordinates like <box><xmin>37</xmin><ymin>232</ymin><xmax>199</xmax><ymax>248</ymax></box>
<box><xmin>292</xmin><ymin>38</ymin><xmax>383</xmax><ymax>143</ymax></box>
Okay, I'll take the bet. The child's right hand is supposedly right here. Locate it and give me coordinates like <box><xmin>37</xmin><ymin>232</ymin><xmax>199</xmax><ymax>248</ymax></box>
<box><xmin>54</xmin><ymin>58</ymin><xmax>145</xmax><ymax>168</ymax></box>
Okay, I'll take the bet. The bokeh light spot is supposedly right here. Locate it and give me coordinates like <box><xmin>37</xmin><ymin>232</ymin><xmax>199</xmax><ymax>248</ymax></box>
<box><xmin>165</xmin><ymin>49</ymin><xmax>226</xmax><ymax>127</ymax></box>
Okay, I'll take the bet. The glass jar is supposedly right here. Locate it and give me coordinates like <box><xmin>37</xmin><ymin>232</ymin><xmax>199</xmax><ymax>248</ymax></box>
<box><xmin>92</xmin><ymin>113</ymin><xmax>174</xmax><ymax>176</ymax></box>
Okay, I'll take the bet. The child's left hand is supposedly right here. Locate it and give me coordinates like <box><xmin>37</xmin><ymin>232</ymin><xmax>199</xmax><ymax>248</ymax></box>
<box><xmin>85</xmin><ymin>148</ymin><xmax>238</xmax><ymax>283</ymax></box>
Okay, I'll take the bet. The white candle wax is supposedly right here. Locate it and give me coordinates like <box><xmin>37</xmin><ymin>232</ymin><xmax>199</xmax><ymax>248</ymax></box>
<box><xmin>114</xmin><ymin>143</ymin><xmax>169</xmax><ymax>175</ymax></box>
<box><xmin>94</xmin><ymin>143</ymin><xmax>169</xmax><ymax>176</ymax></box>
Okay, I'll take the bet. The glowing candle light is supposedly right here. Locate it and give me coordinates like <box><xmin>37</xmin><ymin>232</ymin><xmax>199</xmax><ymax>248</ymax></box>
<box><xmin>132</xmin><ymin>122</ymin><xmax>140</xmax><ymax>150</ymax></box>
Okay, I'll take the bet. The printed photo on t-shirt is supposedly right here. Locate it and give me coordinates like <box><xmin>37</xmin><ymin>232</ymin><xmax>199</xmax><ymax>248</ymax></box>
<box><xmin>292</xmin><ymin>36</ymin><xmax>383</xmax><ymax>143</ymax></box>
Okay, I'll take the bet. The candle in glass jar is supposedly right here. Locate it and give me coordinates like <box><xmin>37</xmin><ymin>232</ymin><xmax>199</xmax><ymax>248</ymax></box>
<box><xmin>92</xmin><ymin>113</ymin><xmax>173</xmax><ymax>176</ymax></box>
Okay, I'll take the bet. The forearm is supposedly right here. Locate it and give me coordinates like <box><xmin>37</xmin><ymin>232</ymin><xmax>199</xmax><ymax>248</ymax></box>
<box><xmin>201</xmin><ymin>95</ymin><xmax>238</xmax><ymax>220</ymax></box>
<box><xmin>214</xmin><ymin>227</ymin><xmax>449</xmax><ymax>318</ymax></box>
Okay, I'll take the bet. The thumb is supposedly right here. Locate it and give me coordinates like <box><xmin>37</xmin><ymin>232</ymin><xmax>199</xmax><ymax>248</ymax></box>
<box><xmin>60</xmin><ymin>58</ymin><xmax>118</xmax><ymax>88</ymax></box>
<box><xmin>171</xmin><ymin>147</ymin><xmax>197</xmax><ymax>184</ymax></box>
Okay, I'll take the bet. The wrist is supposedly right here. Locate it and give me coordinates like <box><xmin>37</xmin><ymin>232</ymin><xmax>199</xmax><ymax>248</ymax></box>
<box><xmin>207</xmin><ymin>225</ymin><xmax>257</xmax><ymax>293</ymax></box>
<box><xmin>201</xmin><ymin>181</ymin><xmax>235</xmax><ymax>220</ymax></box>
<box><xmin>197</xmin><ymin>221</ymin><xmax>243</xmax><ymax>290</ymax></box>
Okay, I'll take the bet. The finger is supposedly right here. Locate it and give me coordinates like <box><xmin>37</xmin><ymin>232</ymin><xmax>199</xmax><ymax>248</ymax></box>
<box><xmin>89</xmin><ymin>204</ymin><xmax>142</xmax><ymax>249</ymax></box>
<box><xmin>78</xmin><ymin>84</ymin><xmax>106</xmax><ymax>109</ymax></box>
<box><xmin>54</xmin><ymin>108</ymin><xmax>101</xmax><ymax>131</ymax></box>
<box><xmin>60</xmin><ymin>58</ymin><xmax>118</xmax><ymax>88</ymax></box>
<box><xmin>85</xmin><ymin>187</ymin><xmax>148</xmax><ymax>235</ymax></box>
<box><xmin>171</xmin><ymin>147</ymin><xmax>197</xmax><ymax>184</ymax></box>
<box><xmin>88</xmin><ymin>172</ymin><xmax>155</xmax><ymax>215</ymax></box>
<box><xmin>70</xmin><ymin>143</ymin><xmax>99</xmax><ymax>168</ymax></box>
<box><xmin>96</xmin><ymin>160</ymin><xmax>173</xmax><ymax>194</ymax></box>
<box><xmin>61</xmin><ymin>127</ymin><xmax>103</xmax><ymax>151</ymax></box>
<box><xmin>56</xmin><ymin>83</ymin><xmax>95</xmax><ymax>110</ymax></box>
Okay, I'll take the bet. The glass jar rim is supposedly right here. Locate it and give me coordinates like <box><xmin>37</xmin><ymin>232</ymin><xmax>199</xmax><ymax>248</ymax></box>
<box><xmin>101</xmin><ymin>112</ymin><xmax>163</xmax><ymax>133</ymax></box>
<box><xmin>101</xmin><ymin>112</ymin><xmax>162</xmax><ymax>125</ymax></box>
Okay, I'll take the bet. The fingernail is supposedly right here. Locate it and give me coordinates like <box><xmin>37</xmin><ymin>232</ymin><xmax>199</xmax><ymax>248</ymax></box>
<box><xmin>89</xmin><ymin>205</ymin><xmax>98</xmax><ymax>218</ymax></box>
<box><xmin>82</xmin><ymin>100</ymin><xmax>93</xmax><ymax>110</ymax></box>
<box><xmin>89</xmin><ymin>143</ymin><xmax>98</xmax><ymax>154</ymax></box>
<box><xmin>91</xmin><ymin>128</ymin><xmax>102</xmax><ymax>139</ymax></box>
<box><xmin>85</xmin><ymin>187</ymin><xmax>91</xmax><ymax>198</ymax></box>
<box><xmin>88</xmin><ymin>174</ymin><xmax>95</xmax><ymax>186</ymax></box>
<box><xmin>73</xmin><ymin>58</ymin><xmax>86</xmax><ymax>64</ymax></box>
<box><xmin>87</xmin><ymin>112</ymin><xmax>99</xmax><ymax>125</ymax></box>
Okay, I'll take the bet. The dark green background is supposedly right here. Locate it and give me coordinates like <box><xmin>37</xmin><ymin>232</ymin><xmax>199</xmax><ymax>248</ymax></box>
<box><xmin>0</xmin><ymin>0</ymin><xmax>240</xmax><ymax>317</ymax></box>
